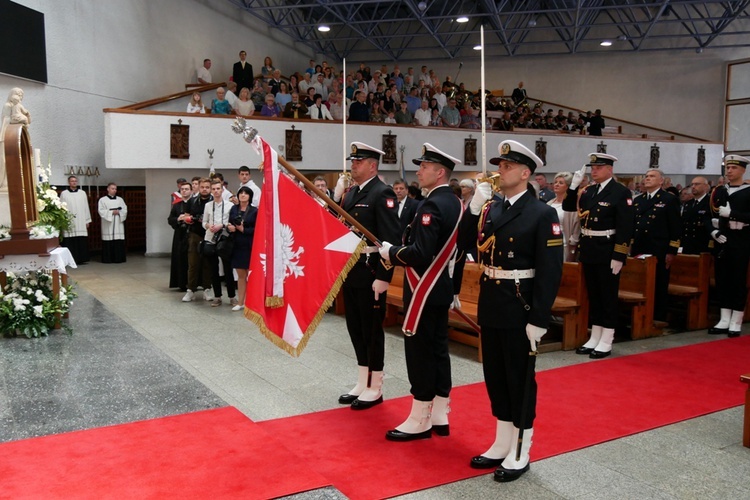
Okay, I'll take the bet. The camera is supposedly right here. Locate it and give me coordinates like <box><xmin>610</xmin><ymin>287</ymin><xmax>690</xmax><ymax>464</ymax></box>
<box><xmin>232</xmin><ymin>215</ymin><xmax>244</xmax><ymax>226</ymax></box>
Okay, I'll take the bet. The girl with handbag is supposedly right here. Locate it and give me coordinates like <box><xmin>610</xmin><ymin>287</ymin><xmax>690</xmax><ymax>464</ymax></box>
<box><xmin>227</xmin><ymin>187</ymin><xmax>258</xmax><ymax>312</ymax></box>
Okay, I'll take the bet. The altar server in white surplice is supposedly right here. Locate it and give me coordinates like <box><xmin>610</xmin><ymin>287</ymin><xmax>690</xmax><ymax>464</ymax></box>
<box><xmin>98</xmin><ymin>183</ymin><xmax>128</xmax><ymax>264</ymax></box>
<box><xmin>59</xmin><ymin>175</ymin><xmax>92</xmax><ymax>264</ymax></box>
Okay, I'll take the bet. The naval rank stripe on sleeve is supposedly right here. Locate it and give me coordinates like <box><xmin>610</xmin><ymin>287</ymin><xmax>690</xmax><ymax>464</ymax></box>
<box><xmin>547</xmin><ymin>238</ymin><xmax>563</xmax><ymax>247</ymax></box>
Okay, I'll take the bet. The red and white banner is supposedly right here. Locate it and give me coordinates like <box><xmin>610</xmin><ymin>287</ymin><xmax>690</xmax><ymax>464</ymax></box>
<box><xmin>245</xmin><ymin>137</ymin><xmax>364</xmax><ymax>356</ymax></box>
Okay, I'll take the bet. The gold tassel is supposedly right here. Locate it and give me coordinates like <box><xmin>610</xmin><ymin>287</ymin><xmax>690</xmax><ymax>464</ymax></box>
<box><xmin>265</xmin><ymin>296</ymin><xmax>284</xmax><ymax>308</ymax></box>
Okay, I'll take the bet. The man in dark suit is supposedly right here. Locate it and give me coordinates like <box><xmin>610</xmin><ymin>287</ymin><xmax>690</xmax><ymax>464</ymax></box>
<box><xmin>459</xmin><ymin>140</ymin><xmax>563</xmax><ymax>482</ymax></box>
<box><xmin>681</xmin><ymin>176</ymin><xmax>712</xmax><ymax>255</ymax></box>
<box><xmin>588</xmin><ymin>109</ymin><xmax>605</xmax><ymax>136</ymax></box>
<box><xmin>379</xmin><ymin>143</ymin><xmax>463</xmax><ymax>442</ymax></box>
<box><xmin>232</xmin><ymin>51</ymin><xmax>254</xmax><ymax>95</ymax></box>
<box><xmin>708</xmin><ymin>154</ymin><xmax>750</xmax><ymax>338</ymax></box>
<box><xmin>563</xmin><ymin>153</ymin><xmax>634</xmax><ymax>358</ymax></box>
<box><xmin>393</xmin><ymin>178</ymin><xmax>418</xmax><ymax>235</ymax></box>
<box><xmin>631</xmin><ymin>169</ymin><xmax>681</xmax><ymax>322</ymax></box>
<box><xmin>333</xmin><ymin>143</ymin><xmax>401</xmax><ymax>410</ymax></box>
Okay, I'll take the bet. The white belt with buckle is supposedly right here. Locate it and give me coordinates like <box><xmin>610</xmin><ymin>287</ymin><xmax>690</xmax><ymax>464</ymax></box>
<box><xmin>362</xmin><ymin>246</ymin><xmax>379</xmax><ymax>254</ymax></box>
<box><xmin>728</xmin><ymin>221</ymin><xmax>748</xmax><ymax>230</ymax></box>
<box><xmin>483</xmin><ymin>267</ymin><xmax>536</xmax><ymax>279</ymax></box>
<box><xmin>581</xmin><ymin>228</ymin><xmax>616</xmax><ymax>237</ymax></box>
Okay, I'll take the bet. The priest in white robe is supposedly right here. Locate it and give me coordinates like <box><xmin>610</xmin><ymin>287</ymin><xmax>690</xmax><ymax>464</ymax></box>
<box><xmin>98</xmin><ymin>183</ymin><xmax>128</xmax><ymax>263</ymax></box>
<box><xmin>59</xmin><ymin>175</ymin><xmax>91</xmax><ymax>264</ymax></box>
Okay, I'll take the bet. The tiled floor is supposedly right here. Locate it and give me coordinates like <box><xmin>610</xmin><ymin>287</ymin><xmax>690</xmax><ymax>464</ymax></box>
<box><xmin>2</xmin><ymin>255</ymin><xmax>749</xmax><ymax>499</ymax></box>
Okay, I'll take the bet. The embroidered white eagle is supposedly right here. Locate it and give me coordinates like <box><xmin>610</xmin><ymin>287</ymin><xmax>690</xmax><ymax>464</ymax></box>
<box><xmin>261</xmin><ymin>223</ymin><xmax>305</xmax><ymax>279</ymax></box>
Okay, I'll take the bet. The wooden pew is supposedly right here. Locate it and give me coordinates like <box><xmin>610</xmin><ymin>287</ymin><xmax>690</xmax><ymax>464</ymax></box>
<box><xmin>618</xmin><ymin>256</ymin><xmax>658</xmax><ymax>339</ymax></box>
<box><xmin>555</xmin><ymin>262</ymin><xmax>589</xmax><ymax>350</ymax></box>
<box><xmin>384</xmin><ymin>267</ymin><xmax>405</xmax><ymax>327</ymax></box>
<box><xmin>385</xmin><ymin>262</ymin><xmax>587</xmax><ymax>358</ymax></box>
<box><xmin>667</xmin><ymin>253</ymin><xmax>711</xmax><ymax>330</ymax></box>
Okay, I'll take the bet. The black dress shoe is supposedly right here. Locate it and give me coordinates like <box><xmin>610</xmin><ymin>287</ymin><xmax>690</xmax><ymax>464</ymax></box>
<box><xmin>470</xmin><ymin>455</ymin><xmax>504</xmax><ymax>469</ymax></box>
<box><xmin>338</xmin><ymin>393</ymin><xmax>358</xmax><ymax>404</ymax></box>
<box><xmin>575</xmin><ymin>346</ymin><xmax>594</xmax><ymax>355</ymax></box>
<box><xmin>708</xmin><ymin>327</ymin><xmax>729</xmax><ymax>335</ymax></box>
<box><xmin>728</xmin><ymin>330</ymin><xmax>741</xmax><ymax>338</ymax></box>
<box><xmin>589</xmin><ymin>350</ymin><xmax>611</xmax><ymax>359</ymax></box>
<box><xmin>493</xmin><ymin>464</ymin><xmax>530</xmax><ymax>482</ymax></box>
<box><xmin>432</xmin><ymin>424</ymin><xmax>449</xmax><ymax>436</ymax></box>
<box><xmin>350</xmin><ymin>395</ymin><xmax>383</xmax><ymax>410</ymax></box>
<box><xmin>385</xmin><ymin>428</ymin><xmax>432</xmax><ymax>442</ymax></box>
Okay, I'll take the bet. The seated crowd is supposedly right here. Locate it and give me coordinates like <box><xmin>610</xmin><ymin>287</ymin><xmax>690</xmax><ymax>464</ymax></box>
<box><xmin>189</xmin><ymin>55</ymin><xmax>608</xmax><ymax>135</ymax></box>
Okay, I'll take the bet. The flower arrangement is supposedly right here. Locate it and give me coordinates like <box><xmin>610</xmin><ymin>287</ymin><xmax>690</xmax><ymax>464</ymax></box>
<box><xmin>33</xmin><ymin>162</ymin><xmax>72</xmax><ymax>238</ymax></box>
<box><xmin>0</xmin><ymin>271</ymin><xmax>76</xmax><ymax>338</ymax></box>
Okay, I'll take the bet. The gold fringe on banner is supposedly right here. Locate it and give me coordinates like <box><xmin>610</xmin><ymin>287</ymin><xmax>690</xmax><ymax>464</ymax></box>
<box><xmin>265</xmin><ymin>296</ymin><xmax>284</xmax><ymax>308</ymax></box>
<box><xmin>245</xmin><ymin>239</ymin><xmax>367</xmax><ymax>357</ymax></box>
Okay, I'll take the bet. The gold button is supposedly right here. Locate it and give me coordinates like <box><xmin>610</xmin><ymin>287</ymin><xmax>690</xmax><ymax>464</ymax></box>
<box><xmin>495</xmin><ymin>280</ymin><xmax>500</xmax><ymax>285</ymax></box>
<box><xmin>509</xmin><ymin>237</ymin><xmax>514</xmax><ymax>242</ymax></box>
<box><xmin>498</xmin><ymin>252</ymin><xmax>502</xmax><ymax>256</ymax></box>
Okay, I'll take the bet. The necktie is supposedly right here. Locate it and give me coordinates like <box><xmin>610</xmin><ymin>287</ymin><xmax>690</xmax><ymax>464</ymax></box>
<box><xmin>318</xmin><ymin>106</ymin><xmax>322</xmax><ymax>119</ymax></box>
<box><xmin>398</xmin><ymin>199</ymin><xmax>404</xmax><ymax>217</ymax></box>
<box><xmin>503</xmin><ymin>199</ymin><xmax>511</xmax><ymax>211</ymax></box>
<box><xmin>350</xmin><ymin>185</ymin><xmax>359</xmax><ymax>197</ymax></box>
<box><xmin>593</xmin><ymin>184</ymin><xmax>600</xmax><ymax>196</ymax></box>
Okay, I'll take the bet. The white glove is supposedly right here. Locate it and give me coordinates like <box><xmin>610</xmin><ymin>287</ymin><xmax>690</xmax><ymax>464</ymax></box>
<box><xmin>712</xmin><ymin>230</ymin><xmax>727</xmax><ymax>244</ymax></box>
<box><xmin>711</xmin><ymin>218</ymin><xmax>719</xmax><ymax>229</ymax></box>
<box><xmin>378</xmin><ymin>241</ymin><xmax>393</xmax><ymax>261</ymax></box>
<box><xmin>372</xmin><ymin>279</ymin><xmax>389</xmax><ymax>300</ymax></box>
<box><xmin>610</xmin><ymin>259</ymin><xmax>623</xmax><ymax>275</ymax></box>
<box><xmin>450</xmin><ymin>294</ymin><xmax>461</xmax><ymax>310</ymax></box>
<box><xmin>525</xmin><ymin>324</ymin><xmax>547</xmax><ymax>351</ymax></box>
<box><xmin>333</xmin><ymin>174</ymin><xmax>349</xmax><ymax>202</ymax></box>
<box><xmin>570</xmin><ymin>165</ymin><xmax>587</xmax><ymax>190</ymax></box>
<box><xmin>718</xmin><ymin>202</ymin><xmax>731</xmax><ymax>218</ymax></box>
<box><xmin>469</xmin><ymin>182</ymin><xmax>492</xmax><ymax>215</ymax></box>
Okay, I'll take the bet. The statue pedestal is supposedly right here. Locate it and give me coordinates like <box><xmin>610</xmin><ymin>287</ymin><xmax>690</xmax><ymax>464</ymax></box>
<box><xmin>0</xmin><ymin>190</ymin><xmax>9</xmax><ymax>227</ymax></box>
<box><xmin>0</xmin><ymin>235</ymin><xmax>59</xmax><ymax>257</ymax></box>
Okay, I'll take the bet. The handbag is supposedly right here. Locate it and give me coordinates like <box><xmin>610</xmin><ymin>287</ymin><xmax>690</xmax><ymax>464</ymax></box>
<box><xmin>216</xmin><ymin>230</ymin><xmax>235</xmax><ymax>261</ymax></box>
<box><xmin>198</xmin><ymin>239</ymin><xmax>217</xmax><ymax>257</ymax></box>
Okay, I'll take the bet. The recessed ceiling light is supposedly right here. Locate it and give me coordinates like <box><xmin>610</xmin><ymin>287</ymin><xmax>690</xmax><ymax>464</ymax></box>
<box><xmin>318</xmin><ymin>25</ymin><xmax>330</xmax><ymax>32</ymax></box>
<box><xmin>600</xmin><ymin>40</ymin><xmax>612</xmax><ymax>47</ymax></box>
<box><xmin>457</xmin><ymin>16</ymin><xmax>469</xmax><ymax>23</ymax></box>
<box><xmin>473</xmin><ymin>44</ymin><xmax>482</xmax><ymax>50</ymax></box>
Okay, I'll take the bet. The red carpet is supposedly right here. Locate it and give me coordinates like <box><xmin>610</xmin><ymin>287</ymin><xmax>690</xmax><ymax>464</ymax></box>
<box><xmin>1</xmin><ymin>338</ymin><xmax>747</xmax><ymax>499</ymax></box>
<box><xmin>259</xmin><ymin>336</ymin><xmax>750</xmax><ymax>499</ymax></box>
<box><xmin>0</xmin><ymin>407</ymin><xmax>329</xmax><ymax>500</ymax></box>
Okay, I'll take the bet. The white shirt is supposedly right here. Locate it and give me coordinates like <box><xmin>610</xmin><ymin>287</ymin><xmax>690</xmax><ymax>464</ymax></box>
<box><xmin>240</xmin><ymin>179</ymin><xmax>262</xmax><ymax>208</ymax></box>
<box><xmin>309</xmin><ymin>103</ymin><xmax>333</xmax><ymax>120</ymax></box>
<box><xmin>197</xmin><ymin>66</ymin><xmax>212</xmax><ymax>84</ymax></box>
<box><xmin>414</xmin><ymin>108</ymin><xmax>431</xmax><ymax>126</ymax></box>
<box><xmin>225</xmin><ymin>90</ymin><xmax>238</xmax><ymax>108</ymax></box>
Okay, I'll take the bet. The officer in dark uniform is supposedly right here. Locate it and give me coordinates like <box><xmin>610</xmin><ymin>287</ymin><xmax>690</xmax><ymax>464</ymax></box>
<box><xmin>563</xmin><ymin>153</ymin><xmax>634</xmax><ymax>358</ymax></box>
<box><xmin>708</xmin><ymin>154</ymin><xmax>750</xmax><ymax>337</ymax></box>
<box><xmin>680</xmin><ymin>176</ymin><xmax>712</xmax><ymax>255</ymax></box>
<box><xmin>631</xmin><ymin>168</ymin><xmax>681</xmax><ymax>322</ymax></box>
<box><xmin>458</xmin><ymin>140</ymin><xmax>563</xmax><ymax>482</ymax></box>
<box><xmin>378</xmin><ymin>143</ymin><xmax>463</xmax><ymax>442</ymax></box>
<box><xmin>333</xmin><ymin>142</ymin><xmax>401</xmax><ymax>409</ymax></box>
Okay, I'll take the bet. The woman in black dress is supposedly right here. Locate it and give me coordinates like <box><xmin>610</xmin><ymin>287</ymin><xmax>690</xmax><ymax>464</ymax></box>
<box><xmin>227</xmin><ymin>187</ymin><xmax>258</xmax><ymax>312</ymax></box>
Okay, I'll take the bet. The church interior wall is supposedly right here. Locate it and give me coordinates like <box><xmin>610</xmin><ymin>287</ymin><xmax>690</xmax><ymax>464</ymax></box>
<box><xmin>394</xmin><ymin>46</ymin><xmax>749</xmax><ymax>144</ymax></box>
<box><xmin>3</xmin><ymin>0</ymin><xmax>313</xmax><ymax>189</ymax></box>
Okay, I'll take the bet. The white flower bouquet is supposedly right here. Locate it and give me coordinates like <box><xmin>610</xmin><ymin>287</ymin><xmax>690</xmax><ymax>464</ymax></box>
<box><xmin>0</xmin><ymin>271</ymin><xmax>76</xmax><ymax>337</ymax></box>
